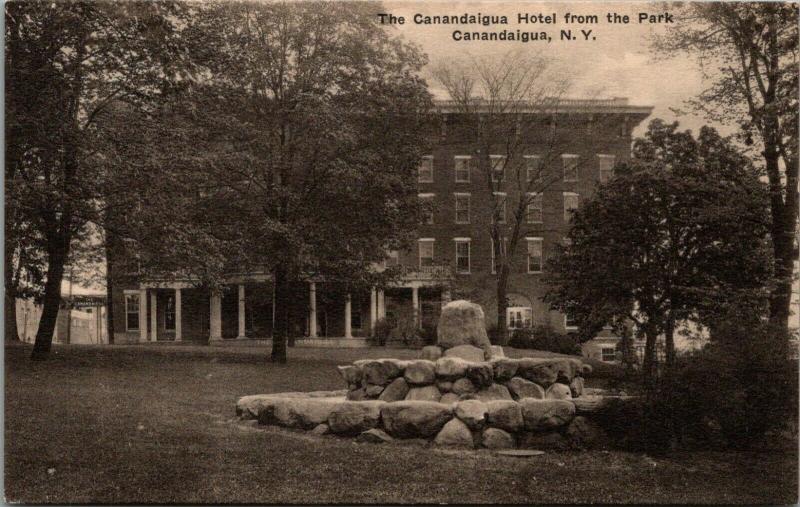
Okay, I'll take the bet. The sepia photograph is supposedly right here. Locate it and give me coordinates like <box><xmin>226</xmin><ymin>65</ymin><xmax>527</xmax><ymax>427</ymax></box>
<box><xmin>4</xmin><ymin>0</ymin><xmax>799</xmax><ymax>504</ymax></box>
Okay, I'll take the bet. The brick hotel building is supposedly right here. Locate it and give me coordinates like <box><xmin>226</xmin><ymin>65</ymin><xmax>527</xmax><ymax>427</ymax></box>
<box><xmin>111</xmin><ymin>98</ymin><xmax>652</xmax><ymax>345</ymax></box>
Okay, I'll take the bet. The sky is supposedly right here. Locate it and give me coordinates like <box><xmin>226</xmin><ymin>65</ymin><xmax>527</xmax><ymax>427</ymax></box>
<box><xmin>381</xmin><ymin>1</ymin><xmax>722</xmax><ymax>137</ymax></box>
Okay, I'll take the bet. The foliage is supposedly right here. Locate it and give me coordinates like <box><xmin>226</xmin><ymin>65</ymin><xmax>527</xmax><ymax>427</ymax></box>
<box><xmin>387</xmin><ymin>306</ymin><xmax>420</xmax><ymax>347</ymax></box>
<box><xmin>486</xmin><ymin>324</ymin><xmax>503</xmax><ymax>345</ymax></box>
<box><xmin>370</xmin><ymin>318</ymin><xmax>392</xmax><ymax>347</ymax></box>
<box><xmin>507</xmin><ymin>325</ymin><xmax>581</xmax><ymax>355</ymax></box>
<box><xmin>544</xmin><ymin>119</ymin><xmax>773</xmax><ymax>379</ymax></box>
<box><xmin>419</xmin><ymin>324</ymin><xmax>438</xmax><ymax>347</ymax></box>
<box><xmin>653</xmin><ymin>3</ymin><xmax>799</xmax><ymax>330</ymax></box>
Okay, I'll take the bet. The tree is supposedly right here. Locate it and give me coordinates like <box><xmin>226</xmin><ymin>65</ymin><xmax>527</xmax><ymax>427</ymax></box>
<box><xmin>5</xmin><ymin>0</ymin><xmax>193</xmax><ymax>359</ymax></box>
<box><xmin>108</xmin><ymin>1</ymin><xmax>433</xmax><ymax>362</ymax></box>
<box><xmin>654</xmin><ymin>3</ymin><xmax>799</xmax><ymax>331</ymax></box>
<box><xmin>545</xmin><ymin>120</ymin><xmax>772</xmax><ymax>380</ymax></box>
<box><xmin>431</xmin><ymin>50</ymin><xmax>572</xmax><ymax>342</ymax></box>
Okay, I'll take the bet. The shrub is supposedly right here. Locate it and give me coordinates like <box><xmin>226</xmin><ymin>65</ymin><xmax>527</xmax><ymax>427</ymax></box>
<box><xmin>487</xmin><ymin>324</ymin><xmax>505</xmax><ymax>345</ymax></box>
<box><xmin>370</xmin><ymin>318</ymin><xmax>392</xmax><ymax>346</ymax></box>
<box><xmin>419</xmin><ymin>324</ymin><xmax>437</xmax><ymax>346</ymax></box>
<box><xmin>508</xmin><ymin>325</ymin><xmax>581</xmax><ymax>355</ymax></box>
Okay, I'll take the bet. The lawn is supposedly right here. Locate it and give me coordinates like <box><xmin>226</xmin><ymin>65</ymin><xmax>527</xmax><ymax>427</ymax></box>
<box><xmin>5</xmin><ymin>343</ymin><xmax>798</xmax><ymax>504</ymax></box>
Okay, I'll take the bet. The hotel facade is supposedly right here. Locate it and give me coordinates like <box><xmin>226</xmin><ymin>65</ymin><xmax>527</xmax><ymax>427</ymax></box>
<box><xmin>111</xmin><ymin>98</ymin><xmax>652</xmax><ymax>345</ymax></box>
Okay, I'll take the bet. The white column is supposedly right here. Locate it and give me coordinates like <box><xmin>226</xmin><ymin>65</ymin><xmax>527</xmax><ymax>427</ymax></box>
<box><xmin>210</xmin><ymin>289</ymin><xmax>222</xmax><ymax>341</ymax></box>
<box><xmin>412</xmin><ymin>286</ymin><xmax>420</xmax><ymax>329</ymax></box>
<box><xmin>370</xmin><ymin>287</ymin><xmax>377</xmax><ymax>331</ymax></box>
<box><xmin>237</xmin><ymin>284</ymin><xmax>246</xmax><ymax>339</ymax></box>
<box><xmin>150</xmin><ymin>291</ymin><xmax>158</xmax><ymax>342</ymax></box>
<box><xmin>309</xmin><ymin>282</ymin><xmax>317</xmax><ymax>338</ymax></box>
<box><xmin>344</xmin><ymin>293</ymin><xmax>352</xmax><ymax>339</ymax></box>
<box><xmin>174</xmin><ymin>288</ymin><xmax>182</xmax><ymax>342</ymax></box>
<box><xmin>139</xmin><ymin>289</ymin><xmax>148</xmax><ymax>342</ymax></box>
<box><xmin>377</xmin><ymin>289</ymin><xmax>386</xmax><ymax>320</ymax></box>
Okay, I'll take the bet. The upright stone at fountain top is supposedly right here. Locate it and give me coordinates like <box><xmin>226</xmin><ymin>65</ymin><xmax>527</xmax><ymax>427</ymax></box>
<box><xmin>437</xmin><ymin>300</ymin><xmax>493</xmax><ymax>360</ymax></box>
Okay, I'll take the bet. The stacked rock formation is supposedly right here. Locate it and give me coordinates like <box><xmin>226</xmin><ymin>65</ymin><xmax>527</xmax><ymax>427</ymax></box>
<box><xmin>236</xmin><ymin>299</ymin><xmax>612</xmax><ymax>450</ymax></box>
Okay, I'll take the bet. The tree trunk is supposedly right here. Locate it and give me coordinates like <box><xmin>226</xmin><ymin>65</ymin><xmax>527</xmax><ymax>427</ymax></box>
<box><xmin>664</xmin><ymin>316</ymin><xmax>676</xmax><ymax>372</ymax></box>
<box><xmin>5</xmin><ymin>291</ymin><xmax>19</xmax><ymax>342</ymax></box>
<box><xmin>495</xmin><ymin>264</ymin><xmax>509</xmax><ymax>345</ymax></box>
<box><xmin>105</xmin><ymin>240</ymin><xmax>115</xmax><ymax>345</ymax></box>
<box><xmin>271</xmin><ymin>263</ymin><xmax>288</xmax><ymax>363</ymax></box>
<box><xmin>31</xmin><ymin>247</ymin><xmax>66</xmax><ymax>360</ymax></box>
<box><xmin>641</xmin><ymin>325</ymin><xmax>658</xmax><ymax>385</ymax></box>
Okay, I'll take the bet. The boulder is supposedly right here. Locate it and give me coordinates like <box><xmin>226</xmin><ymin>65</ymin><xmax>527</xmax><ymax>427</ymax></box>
<box><xmin>436</xmin><ymin>300</ymin><xmax>492</xmax><ymax>358</ymax></box>
<box><xmin>433</xmin><ymin>418</ymin><xmax>474</xmax><ymax>448</ymax></box>
<box><xmin>337</xmin><ymin>365</ymin><xmax>363</xmax><ymax>386</ymax></box>
<box><xmin>440</xmin><ymin>393</ymin><xmax>461</xmax><ymax>405</ymax></box>
<box><xmin>565</xmin><ymin>416</ymin><xmax>608</xmax><ymax>449</ymax></box>
<box><xmin>362</xmin><ymin>361</ymin><xmax>401</xmax><ymax>386</ymax></box>
<box><xmin>436</xmin><ymin>380</ymin><xmax>453</xmax><ymax>393</ymax></box>
<box><xmin>451</xmin><ymin>378</ymin><xmax>477</xmax><ymax>396</ymax></box>
<box><xmin>485</xmin><ymin>400</ymin><xmax>524</xmax><ymax>433</ymax></box>
<box><xmin>346</xmin><ymin>387</ymin><xmax>368</xmax><ymax>401</ymax></box>
<box><xmin>546</xmin><ymin>383</ymin><xmax>572</xmax><ymax>400</ymax></box>
<box><xmin>520</xmin><ymin>399</ymin><xmax>576</xmax><ymax>431</ymax></box>
<box><xmin>572</xmin><ymin>395</ymin><xmax>610</xmax><ymax>414</ymax></box>
<box><xmin>356</xmin><ymin>428</ymin><xmax>394</xmax><ymax>444</ymax></box>
<box><xmin>237</xmin><ymin>392</ymin><xmax>347</xmax><ymax>419</ymax></box>
<box><xmin>270</xmin><ymin>398</ymin><xmax>343</xmax><ymax>430</ymax></box>
<box><xmin>381</xmin><ymin>401</ymin><xmax>453</xmax><ymax>438</ymax></box>
<box><xmin>490</xmin><ymin>345</ymin><xmax>506</xmax><ymax>358</ymax></box>
<box><xmin>491</xmin><ymin>358</ymin><xmax>519</xmax><ymax>383</ymax></box>
<box><xmin>466</xmin><ymin>363</ymin><xmax>494</xmax><ymax>388</ymax></box>
<box><xmin>454</xmin><ymin>400</ymin><xmax>487</xmax><ymax>430</ymax></box>
<box><xmin>517</xmin><ymin>358</ymin><xmax>575</xmax><ymax>387</ymax></box>
<box><xmin>569</xmin><ymin>376</ymin><xmax>585</xmax><ymax>398</ymax></box>
<box><xmin>404</xmin><ymin>360</ymin><xmax>437</xmax><ymax>385</ymax></box>
<box><xmin>482</xmin><ymin>428</ymin><xmax>516</xmax><ymax>449</ymax></box>
<box><xmin>378</xmin><ymin>377</ymin><xmax>410</xmax><ymax>402</ymax></box>
<box><xmin>365</xmin><ymin>384</ymin><xmax>385</xmax><ymax>397</ymax></box>
<box><xmin>405</xmin><ymin>385</ymin><xmax>442</xmax><ymax>402</ymax></box>
<box><xmin>469</xmin><ymin>383</ymin><xmax>513</xmax><ymax>402</ymax></box>
<box><xmin>518</xmin><ymin>431</ymin><xmax>569</xmax><ymax>450</ymax></box>
<box><xmin>311</xmin><ymin>423</ymin><xmax>330</xmax><ymax>435</ymax></box>
<box><xmin>435</xmin><ymin>357</ymin><xmax>470</xmax><ymax>379</ymax></box>
<box><xmin>444</xmin><ymin>344</ymin><xmax>486</xmax><ymax>363</ymax></box>
<box><xmin>420</xmin><ymin>345</ymin><xmax>443</xmax><ymax>361</ymax></box>
<box><xmin>506</xmin><ymin>377</ymin><xmax>545</xmax><ymax>400</ymax></box>
<box><xmin>327</xmin><ymin>400</ymin><xmax>384</xmax><ymax>435</ymax></box>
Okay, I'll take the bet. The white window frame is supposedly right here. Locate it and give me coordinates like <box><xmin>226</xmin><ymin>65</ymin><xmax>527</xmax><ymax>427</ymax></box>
<box><xmin>526</xmin><ymin>237</ymin><xmax>543</xmax><ymax>274</ymax></box>
<box><xmin>565</xmin><ymin>312</ymin><xmax>579</xmax><ymax>330</ymax></box>
<box><xmin>454</xmin><ymin>238</ymin><xmax>471</xmax><ymax>274</ymax></box>
<box><xmin>597</xmin><ymin>154</ymin><xmax>615</xmax><ymax>183</ymax></box>
<box><xmin>124</xmin><ymin>291</ymin><xmax>140</xmax><ymax>332</ymax></box>
<box><xmin>563</xmin><ymin>192</ymin><xmax>579</xmax><ymax>222</ymax></box>
<box><xmin>526</xmin><ymin>192</ymin><xmax>543</xmax><ymax>224</ymax></box>
<box><xmin>490</xmin><ymin>155</ymin><xmax>506</xmax><ymax>182</ymax></box>
<box><xmin>454</xmin><ymin>193</ymin><xmax>470</xmax><ymax>224</ymax></box>
<box><xmin>418</xmin><ymin>155</ymin><xmax>434</xmax><ymax>183</ymax></box>
<box><xmin>418</xmin><ymin>239</ymin><xmax>435</xmax><ymax>268</ymax></box>
<box><xmin>524</xmin><ymin>155</ymin><xmax>543</xmax><ymax>183</ymax></box>
<box><xmin>454</xmin><ymin>155</ymin><xmax>471</xmax><ymax>183</ymax></box>
<box><xmin>562</xmin><ymin>154</ymin><xmax>579</xmax><ymax>182</ymax></box>
<box><xmin>601</xmin><ymin>346</ymin><xmax>616</xmax><ymax>362</ymax></box>
<box><xmin>493</xmin><ymin>192</ymin><xmax>507</xmax><ymax>224</ymax></box>
<box><xmin>418</xmin><ymin>193</ymin><xmax>435</xmax><ymax>225</ymax></box>
<box><xmin>507</xmin><ymin>306</ymin><xmax>533</xmax><ymax>330</ymax></box>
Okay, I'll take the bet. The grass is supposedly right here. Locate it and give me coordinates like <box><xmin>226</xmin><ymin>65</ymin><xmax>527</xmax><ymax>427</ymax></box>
<box><xmin>5</xmin><ymin>342</ymin><xmax>798</xmax><ymax>504</ymax></box>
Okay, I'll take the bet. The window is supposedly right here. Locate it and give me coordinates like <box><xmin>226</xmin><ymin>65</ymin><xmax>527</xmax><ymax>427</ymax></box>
<box><xmin>125</xmin><ymin>294</ymin><xmax>140</xmax><ymax>331</ymax></box>
<box><xmin>165</xmin><ymin>295</ymin><xmax>175</xmax><ymax>331</ymax></box>
<box><xmin>526</xmin><ymin>238</ymin><xmax>543</xmax><ymax>273</ymax></box>
<box><xmin>455</xmin><ymin>193</ymin><xmax>470</xmax><ymax>224</ymax></box>
<box><xmin>419</xmin><ymin>239</ymin><xmax>435</xmax><ymax>268</ymax></box>
<box><xmin>507</xmin><ymin>307</ymin><xmax>533</xmax><ymax>329</ymax></box>
<box><xmin>562</xmin><ymin>154</ymin><xmax>579</xmax><ymax>182</ymax></box>
<box><xmin>490</xmin><ymin>155</ymin><xmax>506</xmax><ymax>182</ymax></box>
<box><xmin>598</xmin><ymin>154</ymin><xmax>615</xmax><ymax>183</ymax></box>
<box><xmin>565</xmin><ymin>312</ymin><xmax>578</xmax><ymax>329</ymax></box>
<box><xmin>384</xmin><ymin>250</ymin><xmax>400</xmax><ymax>268</ymax></box>
<box><xmin>493</xmin><ymin>192</ymin><xmax>507</xmax><ymax>224</ymax></box>
<box><xmin>455</xmin><ymin>239</ymin><xmax>471</xmax><ymax>274</ymax></box>
<box><xmin>526</xmin><ymin>193</ymin><xmax>543</xmax><ymax>223</ymax></box>
<box><xmin>525</xmin><ymin>155</ymin><xmax>543</xmax><ymax>183</ymax></box>
<box><xmin>491</xmin><ymin>236</ymin><xmax>507</xmax><ymax>274</ymax></box>
<box><xmin>419</xmin><ymin>193</ymin><xmax>434</xmax><ymax>224</ymax></box>
<box><xmin>563</xmin><ymin>192</ymin><xmax>579</xmax><ymax>222</ymax></box>
<box><xmin>418</xmin><ymin>156</ymin><xmax>434</xmax><ymax>183</ymax></box>
<box><xmin>454</xmin><ymin>156</ymin><xmax>471</xmax><ymax>182</ymax></box>
<box><xmin>601</xmin><ymin>346</ymin><xmax>616</xmax><ymax>362</ymax></box>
